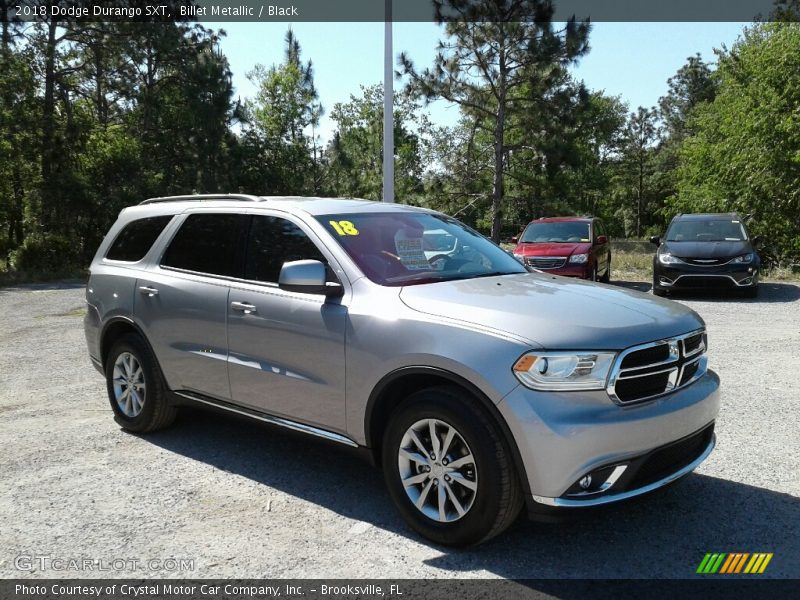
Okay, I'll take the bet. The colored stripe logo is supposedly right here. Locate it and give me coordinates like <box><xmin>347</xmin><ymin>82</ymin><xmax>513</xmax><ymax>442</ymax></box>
<box><xmin>697</xmin><ymin>552</ymin><xmax>773</xmax><ymax>574</ymax></box>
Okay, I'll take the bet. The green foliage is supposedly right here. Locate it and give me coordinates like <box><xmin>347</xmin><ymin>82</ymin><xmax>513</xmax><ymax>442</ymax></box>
<box><xmin>244</xmin><ymin>28</ymin><xmax>323</xmax><ymax>195</ymax></box>
<box><xmin>9</xmin><ymin>233</ymin><xmax>82</xmax><ymax>273</ymax></box>
<box><xmin>326</xmin><ymin>84</ymin><xmax>424</xmax><ymax>202</ymax></box>
<box><xmin>672</xmin><ymin>23</ymin><xmax>800</xmax><ymax>261</ymax></box>
<box><xmin>3</xmin><ymin>13</ymin><xmax>795</xmax><ymax>275</ymax></box>
<box><xmin>401</xmin><ymin>0</ymin><xmax>590</xmax><ymax>240</ymax></box>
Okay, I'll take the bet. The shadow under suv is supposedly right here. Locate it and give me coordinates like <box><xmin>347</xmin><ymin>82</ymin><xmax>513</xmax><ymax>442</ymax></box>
<box><xmin>85</xmin><ymin>194</ymin><xmax>720</xmax><ymax>546</ymax></box>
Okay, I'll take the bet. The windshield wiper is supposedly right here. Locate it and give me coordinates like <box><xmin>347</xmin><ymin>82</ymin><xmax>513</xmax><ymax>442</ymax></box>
<box><xmin>469</xmin><ymin>271</ymin><xmax>523</xmax><ymax>279</ymax></box>
<box><xmin>392</xmin><ymin>270</ymin><xmax>522</xmax><ymax>286</ymax></box>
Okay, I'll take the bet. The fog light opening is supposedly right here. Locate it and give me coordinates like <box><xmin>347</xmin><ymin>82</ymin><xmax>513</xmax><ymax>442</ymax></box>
<box><xmin>565</xmin><ymin>464</ymin><xmax>628</xmax><ymax>497</ymax></box>
<box><xmin>659</xmin><ymin>276</ymin><xmax>672</xmax><ymax>285</ymax></box>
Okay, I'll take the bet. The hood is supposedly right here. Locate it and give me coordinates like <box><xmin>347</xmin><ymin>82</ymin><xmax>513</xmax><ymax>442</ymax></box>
<box><xmin>514</xmin><ymin>241</ymin><xmax>591</xmax><ymax>257</ymax></box>
<box><xmin>399</xmin><ymin>273</ymin><xmax>704</xmax><ymax>350</ymax></box>
<box><xmin>661</xmin><ymin>239</ymin><xmax>753</xmax><ymax>259</ymax></box>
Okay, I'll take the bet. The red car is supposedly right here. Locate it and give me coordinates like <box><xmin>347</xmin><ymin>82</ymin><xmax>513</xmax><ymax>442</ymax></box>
<box><xmin>512</xmin><ymin>217</ymin><xmax>611</xmax><ymax>282</ymax></box>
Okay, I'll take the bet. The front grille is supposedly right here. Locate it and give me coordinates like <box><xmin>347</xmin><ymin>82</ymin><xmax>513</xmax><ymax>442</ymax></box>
<box><xmin>608</xmin><ymin>329</ymin><xmax>707</xmax><ymax>404</ymax></box>
<box><xmin>675</xmin><ymin>276</ymin><xmax>735</xmax><ymax>289</ymax></box>
<box><xmin>525</xmin><ymin>256</ymin><xmax>567</xmax><ymax>269</ymax></box>
<box><xmin>614</xmin><ymin>371</ymin><xmax>671</xmax><ymax>400</ymax></box>
<box><xmin>683</xmin><ymin>332</ymin><xmax>704</xmax><ymax>356</ymax></box>
<box><xmin>620</xmin><ymin>343</ymin><xmax>670</xmax><ymax>369</ymax></box>
<box><xmin>680</xmin><ymin>360</ymin><xmax>700</xmax><ymax>385</ymax></box>
<box><xmin>683</xmin><ymin>257</ymin><xmax>729</xmax><ymax>266</ymax></box>
<box><xmin>625</xmin><ymin>423</ymin><xmax>714</xmax><ymax>489</ymax></box>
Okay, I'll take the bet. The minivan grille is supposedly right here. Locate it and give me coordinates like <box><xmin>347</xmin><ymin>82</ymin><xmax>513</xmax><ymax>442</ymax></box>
<box><xmin>525</xmin><ymin>256</ymin><xmax>567</xmax><ymax>269</ymax></box>
<box><xmin>608</xmin><ymin>330</ymin><xmax>707</xmax><ymax>404</ymax></box>
<box><xmin>682</xmin><ymin>257</ymin><xmax>728</xmax><ymax>266</ymax></box>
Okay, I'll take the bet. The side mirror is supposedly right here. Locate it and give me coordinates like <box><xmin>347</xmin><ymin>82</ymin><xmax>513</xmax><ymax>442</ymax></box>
<box><xmin>511</xmin><ymin>235</ymin><xmax>519</xmax><ymax>244</ymax></box>
<box><xmin>650</xmin><ymin>235</ymin><xmax>661</xmax><ymax>246</ymax></box>
<box><xmin>278</xmin><ymin>260</ymin><xmax>342</xmax><ymax>296</ymax></box>
<box><xmin>596</xmin><ymin>235</ymin><xmax>608</xmax><ymax>244</ymax></box>
<box><xmin>752</xmin><ymin>235</ymin><xmax>763</xmax><ymax>247</ymax></box>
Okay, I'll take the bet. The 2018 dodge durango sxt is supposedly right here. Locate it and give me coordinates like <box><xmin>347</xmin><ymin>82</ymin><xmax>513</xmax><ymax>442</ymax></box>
<box><xmin>84</xmin><ymin>195</ymin><xmax>720</xmax><ymax>546</ymax></box>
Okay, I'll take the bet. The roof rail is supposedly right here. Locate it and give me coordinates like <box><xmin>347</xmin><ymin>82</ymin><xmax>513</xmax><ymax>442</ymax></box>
<box><xmin>139</xmin><ymin>193</ymin><xmax>263</xmax><ymax>205</ymax></box>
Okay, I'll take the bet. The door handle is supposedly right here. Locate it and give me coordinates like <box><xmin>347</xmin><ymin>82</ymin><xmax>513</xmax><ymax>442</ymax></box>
<box><xmin>231</xmin><ymin>301</ymin><xmax>257</xmax><ymax>314</ymax></box>
<box><xmin>138</xmin><ymin>286</ymin><xmax>159</xmax><ymax>297</ymax></box>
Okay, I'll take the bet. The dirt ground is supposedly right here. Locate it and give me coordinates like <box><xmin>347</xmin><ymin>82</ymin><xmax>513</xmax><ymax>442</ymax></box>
<box><xmin>1</xmin><ymin>280</ymin><xmax>798</xmax><ymax>579</ymax></box>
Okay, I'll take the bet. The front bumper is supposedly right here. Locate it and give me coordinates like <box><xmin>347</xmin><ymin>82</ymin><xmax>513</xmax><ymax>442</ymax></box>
<box><xmin>655</xmin><ymin>261</ymin><xmax>759</xmax><ymax>290</ymax></box>
<box><xmin>498</xmin><ymin>368</ymin><xmax>720</xmax><ymax>508</ymax></box>
<box><xmin>532</xmin><ymin>263</ymin><xmax>592</xmax><ymax>279</ymax></box>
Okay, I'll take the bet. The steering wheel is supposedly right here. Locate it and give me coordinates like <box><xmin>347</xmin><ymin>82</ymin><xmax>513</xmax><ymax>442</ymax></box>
<box><xmin>429</xmin><ymin>254</ymin><xmax>474</xmax><ymax>272</ymax></box>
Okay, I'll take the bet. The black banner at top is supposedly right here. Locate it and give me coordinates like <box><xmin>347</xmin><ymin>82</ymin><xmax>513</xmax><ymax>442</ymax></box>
<box><xmin>3</xmin><ymin>0</ymin><xmax>793</xmax><ymax>23</ymax></box>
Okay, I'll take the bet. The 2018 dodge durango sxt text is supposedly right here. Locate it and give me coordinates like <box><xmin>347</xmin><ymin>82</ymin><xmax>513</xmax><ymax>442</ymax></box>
<box><xmin>84</xmin><ymin>194</ymin><xmax>720</xmax><ymax>546</ymax></box>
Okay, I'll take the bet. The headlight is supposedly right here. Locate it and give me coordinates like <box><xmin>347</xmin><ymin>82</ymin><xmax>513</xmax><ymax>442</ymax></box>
<box><xmin>658</xmin><ymin>252</ymin><xmax>682</xmax><ymax>265</ymax></box>
<box><xmin>569</xmin><ymin>253</ymin><xmax>588</xmax><ymax>264</ymax></box>
<box><xmin>512</xmin><ymin>351</ymin><xmax>616</xmax><ymax>391</ymax></box>
<box><xmin>731</xmin><ymin>253</ymin><xmax>753</xmax><ymax>264</ymax></box>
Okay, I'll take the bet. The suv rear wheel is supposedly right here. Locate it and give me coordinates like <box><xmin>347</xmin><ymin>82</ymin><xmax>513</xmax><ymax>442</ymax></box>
<box><xmin>105</xmin><ymin>333</ymin><xmax>176</xmax><ymax>433</ymax></box>
<box><xmin>381</xmin><ymin>386</ymin><xmax>523</xmax><ymax>546</ymax></box>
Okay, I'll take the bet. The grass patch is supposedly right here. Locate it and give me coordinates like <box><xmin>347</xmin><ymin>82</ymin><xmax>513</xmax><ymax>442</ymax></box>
<box><xmin>612</xmin><ymin>251</ymin><xmax>654</xmax><ymax>281</ymax></box>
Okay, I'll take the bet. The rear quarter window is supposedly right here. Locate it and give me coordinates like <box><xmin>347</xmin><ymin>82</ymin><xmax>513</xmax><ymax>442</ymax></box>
<box><xmin>105</xmin><ymin>215</ymin><xmax>173</xmax><ymax>262</ymax></box>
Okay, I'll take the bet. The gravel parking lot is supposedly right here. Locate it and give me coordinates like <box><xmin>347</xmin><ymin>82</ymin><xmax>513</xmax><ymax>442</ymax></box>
<box><xmin>1</xmin><ymin>280</ymin><xmax>798</xmax><ymax>579</ymax></box>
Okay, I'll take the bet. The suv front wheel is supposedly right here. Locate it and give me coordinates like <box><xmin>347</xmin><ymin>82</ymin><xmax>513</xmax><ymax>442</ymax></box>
<box><xmin>105</xmin><ymin>333</ymin><xmax>177</xmax><ymax>433</ymax></box>
<box><xmin>382</xmin><ymin>386</ymin><xmax>523</xmax><ymax>546</ymax></box>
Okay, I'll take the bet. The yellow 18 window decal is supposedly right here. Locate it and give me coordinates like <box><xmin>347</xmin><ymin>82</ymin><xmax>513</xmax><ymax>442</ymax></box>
<box><xmin>329</xmin><ymin>220</ymin><xmax>359</xmax><ymax>236</ymax></box>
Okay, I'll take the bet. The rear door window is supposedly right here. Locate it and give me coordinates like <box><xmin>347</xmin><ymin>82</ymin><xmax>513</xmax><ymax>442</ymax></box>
<box><xmin>161</xmin><ymin>213</ymin><xmax>247</xmax><ymax>277</ymax></box>
<box><xmin>105</xmin><ymin>216</ymin><xmax>173</xmax><ymax>262</ymax></box>
<box><xmin>244</xmin><ymin>216</ymin><xmax>326</xmax><ymax>283</ymax></box>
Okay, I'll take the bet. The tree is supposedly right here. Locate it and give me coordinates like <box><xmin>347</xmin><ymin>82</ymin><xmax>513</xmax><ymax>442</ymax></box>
<box><xmin>325</xmin><ymin>84</ymin><xmax>424</xmax><ymax>202</ymax></box>
<box><xmin>658</xmin><ymin>54</ymin><xmax>717</xmax><ymax>140</ymax></box>
<box><xmin>0</xmin><ymin>7</ymin><xmax>39</xmax><ymax>257</ymax></box>
<box><xmin>673</xmin><ymin>23</ymin><xmax>800</xmax><ymax>261</ymax></box>
<box><xmin>401</xmin><ymin>0</ymin><xmax>590</xmax><ymax>241</ymax></box>
<box><xmin>245</xmin><ymin>28</ymin><xmax>322</xmax><ymax>194</ymax></box>
<box><xmin>619</xmin><ymin>107</ymin><xmax>658</xmax><ymax>238</ymax></box>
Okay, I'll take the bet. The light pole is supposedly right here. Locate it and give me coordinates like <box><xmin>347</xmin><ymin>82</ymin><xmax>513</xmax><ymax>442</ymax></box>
<box><xmin>383</xmin><ymin>0</ymin><xmax>394</xmax><ymax>203</ymax></box>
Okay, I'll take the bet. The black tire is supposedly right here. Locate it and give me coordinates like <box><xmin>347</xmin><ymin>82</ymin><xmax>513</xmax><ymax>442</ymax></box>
<box><xmin>381</xmin><ymin>385</ymin><xmax>524</xmax><ymax>547</ymax></box>
<box><xmin>601</xmin><ymin>256</ymin><xmax>611</xmax><ymax>283</ymax></box>
<box><xmin>105</xmin><ymin>333</ymin><xmax>176</xmax><ymax>433</ymax></box>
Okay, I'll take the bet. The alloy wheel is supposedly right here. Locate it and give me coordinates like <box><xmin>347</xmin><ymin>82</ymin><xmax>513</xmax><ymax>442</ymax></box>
<box><xmin>397</xmin><ymin>418</ymin><xmax>478</xmax><ymax>522</ymax></box>
<box><xmin>112</xmin><ymin>352</ymin><xmax>146</xmax><ymax>418</ymax></box>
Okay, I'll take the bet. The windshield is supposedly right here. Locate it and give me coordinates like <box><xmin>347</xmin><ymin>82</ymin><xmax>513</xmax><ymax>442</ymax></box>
<box><xmin>520</xmin><ymin>221</ymin><xmax>591</xmax><ymax>243</ymax></box>
<box><xmin>317</xmin><ymin>212</ymin><xmax>526</xmax><ymax>286</ymax></box>
<box><xmin>666</xmin><ymin>219</ymin><xmax>747</xmax><ymax>242</ymax></box>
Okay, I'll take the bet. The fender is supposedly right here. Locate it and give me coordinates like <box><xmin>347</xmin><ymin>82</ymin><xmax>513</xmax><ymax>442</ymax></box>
<box><xmin>364</xmin><ymin>365</ymin><xmax>532</xmax><ymax>495</ymax></box>
<box><xmin>99</xmin><ymin>315</ymin><xmax>154</xmax><ymax>369</ymax></box>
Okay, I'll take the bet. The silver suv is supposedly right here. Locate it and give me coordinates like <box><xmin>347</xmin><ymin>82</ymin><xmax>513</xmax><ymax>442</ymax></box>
<box><xmin>84</xmin><ymin>194</ymin><xmax>720</xmax><ymax>546</ymax></box>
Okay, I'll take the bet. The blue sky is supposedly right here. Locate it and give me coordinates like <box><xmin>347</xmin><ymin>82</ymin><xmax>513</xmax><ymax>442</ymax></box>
<box><xmin>211</xmin><ymin>21</ymin><xmax>750</xmax><ymax>142</ymax></box>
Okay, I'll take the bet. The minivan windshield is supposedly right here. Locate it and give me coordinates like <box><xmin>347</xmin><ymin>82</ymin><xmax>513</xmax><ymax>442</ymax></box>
<box><xmin>520</xmin><ymin>221</ymin><xmax>591</xmax><ymax>243</ymax></box>
<box><xmin>666</xmin><ymin>219</ymin><xmax>747</xmax><ymax>242</ymax></box>
<box><xmin>317</xmin><ymin>212</ymin><xmax>526</xmax><ymax>286</ymax></box>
